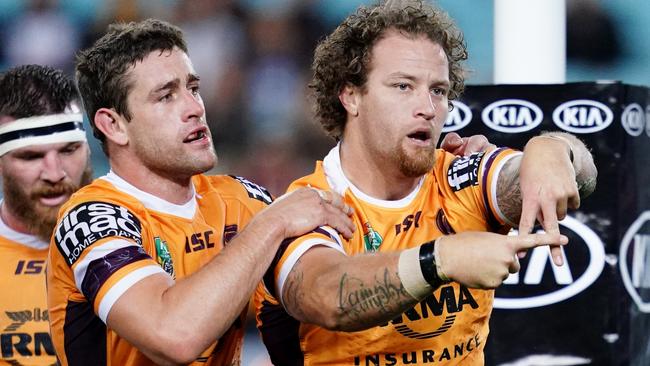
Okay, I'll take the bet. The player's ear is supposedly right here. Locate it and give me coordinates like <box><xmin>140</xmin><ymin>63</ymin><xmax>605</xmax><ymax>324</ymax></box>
<box><xmin>339</xmin><ymin>83</ymin><xmax>360</xmax><ymax>117</ymax></box>
<box><xmin>95</xmin><ymin>108</ymin><xmax>129</xmax><ymax>146</ymax></box>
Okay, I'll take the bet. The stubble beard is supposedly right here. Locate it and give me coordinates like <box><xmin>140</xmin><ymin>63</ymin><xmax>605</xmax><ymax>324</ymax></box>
<box><xmin>135</xmin><ymin>138</ymin><xmax>217</xmax><ymax>180</ymax></box>
<box><xmin>3</xmin><ymin>164</ymin><xmax>93</xmax><ymax>242</ymax></box>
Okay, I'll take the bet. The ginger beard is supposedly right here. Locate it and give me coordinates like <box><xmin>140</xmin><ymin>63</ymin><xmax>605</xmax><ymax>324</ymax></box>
<box><xmin>395</xmin><ymin>129</ymin><xmax>437</xmax><ymax>178</ymax></box>
<box><xmin>3</xmin><ymin>163</ymin><xmax>93</xmax><ymax>242</ymax></box>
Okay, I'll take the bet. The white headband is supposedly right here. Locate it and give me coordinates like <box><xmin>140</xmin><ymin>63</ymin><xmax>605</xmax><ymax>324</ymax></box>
<box><xmin>0</xmin><ymin>113</ymin><xmax>87</xmax><ymax>156</ymax></box>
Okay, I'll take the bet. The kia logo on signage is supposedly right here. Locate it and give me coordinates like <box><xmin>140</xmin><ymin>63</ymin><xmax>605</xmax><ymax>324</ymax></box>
<box><xmin>481</xmin><ymin>99</ymin><xmax>543</xmax><ymax>133</ymax></box>
<box><xmin>442</xmin><ymin>100</ymin><xmax>472</xmax><ymax>132</ymax></box>
<box><xmin>646</xmin><ymin>105</ymin><xmax>650</xmax><ymax>138</ymax></box>
<box><xmin>621</xmin><ymin>103</ymin><xmax>645</xmax><ymax>137</ymax></box>
<box><xmin>552</xmin><ymin>99</ymin><xmax>613</xmax><ymax>133</ymax></box>
<box><xmin>619</xmin><ymin>211</ymin><xmax>650</xmax><ymax>313</ymax></box>
<box><xmin>494</xmin><ymin>216</ymin><xmax>606</xmax><ymax>309</ymax></box>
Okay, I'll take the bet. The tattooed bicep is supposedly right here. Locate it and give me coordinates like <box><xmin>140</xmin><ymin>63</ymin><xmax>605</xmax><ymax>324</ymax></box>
<box><xmin>496</xmin><ymin>155</ymin><xmax>522</xmax><ymax>225</ymax></box>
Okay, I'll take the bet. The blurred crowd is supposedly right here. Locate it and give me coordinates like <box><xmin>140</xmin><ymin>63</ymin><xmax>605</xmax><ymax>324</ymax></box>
<box><xmin>0</xmin><ymin>0</ymin><xmax>648</xmax><ymax>196</ymax></box>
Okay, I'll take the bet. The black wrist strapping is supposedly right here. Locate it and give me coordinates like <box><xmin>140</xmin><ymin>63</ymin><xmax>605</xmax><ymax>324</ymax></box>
<box><xmin>419</xmin><ymin>241</ymin><xmax>446</xmax><ymax>288</ymax></box>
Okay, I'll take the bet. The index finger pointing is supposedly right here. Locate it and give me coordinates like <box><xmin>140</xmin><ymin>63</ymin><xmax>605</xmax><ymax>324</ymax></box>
<box><xmin>510</xmin><ymin>232</ymin><xmax>568</xmax><ymax>251</ymax></box>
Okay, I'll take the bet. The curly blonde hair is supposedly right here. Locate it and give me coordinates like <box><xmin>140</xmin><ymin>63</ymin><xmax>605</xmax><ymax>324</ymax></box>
<box><xmin>310</xmin><ymin>0</ymin><xmax>467</xmax><ymax>139</ymax></box>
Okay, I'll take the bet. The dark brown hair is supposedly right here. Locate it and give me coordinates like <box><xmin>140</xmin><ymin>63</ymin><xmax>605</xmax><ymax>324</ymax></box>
<box><xmin>75</xmin><ymin>19</ymin><xmax>187</xmax><ymax>154</ymax></box>
<box><xmin>0</xmin><ymin>64</ymin><xmax>80</xmax><ymax>118</ymax></box>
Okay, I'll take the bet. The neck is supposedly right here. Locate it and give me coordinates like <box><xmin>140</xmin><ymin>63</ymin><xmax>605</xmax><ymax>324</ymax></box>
<box><xmin>0</xmin><ymin>202</ymin><xmax>30</xmax><ymax>235</ymax></box>
<box><xmin>109</xmin><ymin>156</ymin><xmax>194</xmax><ymax>205</ymax></box>
<box><xmin>339</xmin><ymin>139</ymin><xmax>421</xmax><ymax>201</ymax></box>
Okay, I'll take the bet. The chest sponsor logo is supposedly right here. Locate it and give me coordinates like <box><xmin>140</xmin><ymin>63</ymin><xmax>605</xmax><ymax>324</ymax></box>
<box><xmin>621</xmin><ymin>103</ymin><xmax>646</xmax><ymax>137</ymax></box>
<box><xmin>354</xmin><ymin>333</ymin><xmax>481</xmax><ymax>366</ymax></box>
<box><xmin>619</xmin><ymin>211</ymin><xmax>650</xmax><ymax>312</ymax></box>
<box><xmin>3</xmin><ymin>308</ymin><xmax>48</xmax><ymax>331</ymax></box>
<box><xmin>552</xmin><ymin>99</ymin><xmax>613</xmax><ymax>133</ymax></box>
<box><xmin>494</xmin><ymin>216</ymin><xmax>605</xmax><ymax>309</ymax></box>
<box><xmin>447</xmin><ymin>152</ymin><xmax>484</xmax><ymax>192</ymax></box>
<box><xmin>379</xmin><ymin>285</ymin><xmax>478</xmax><ymax>339</ymax></box>
<box><xmin>1</xmin><ymin>308</ymin><xmax>55</xmax><ymax>359</ymax></box>
<box><xmin>442</xmin><ymin>100</ymin><xmax>472</xmax><ymax>132</ymax></box>
<box><xmin>54</xmin><ymin>201</ymin><xmax>142</xmax><ymax>266</ymax></box>
<box><xmin>481</xmin><ymin>99</ymin><xmax>543</xmax><ymax>133</ymax></box>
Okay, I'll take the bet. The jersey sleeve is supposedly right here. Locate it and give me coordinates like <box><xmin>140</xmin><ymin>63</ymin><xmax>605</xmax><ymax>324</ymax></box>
<box><xmin>441</xmin><ymin>147</ymin><xmax>522</xmax><ymax>231</ymax></box>
<box><xmin>262</xmin><ymin>226</ymin><xmax>346</xmax><ymax>305</ymax></box>
<box><xmin>52</xmin><ymin>200</ymin><xmax>166</xmax><ymax>322</ymax></box>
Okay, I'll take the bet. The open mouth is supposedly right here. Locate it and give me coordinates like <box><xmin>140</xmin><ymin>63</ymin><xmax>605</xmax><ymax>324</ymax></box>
<box><xmin>183</xmin><ymin>129</ymin><xmax>207</xmax><ymax>143</ymax></box>
<box><xmin>407</xmin><ymin>130</ymin><xmax>432</xmax><ymax>142</ymax></box>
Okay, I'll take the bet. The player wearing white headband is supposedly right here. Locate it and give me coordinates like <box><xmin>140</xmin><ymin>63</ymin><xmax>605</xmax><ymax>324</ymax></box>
<box><xmin>0</xmin><ymin>64</ymin><xmax>92</xmax><ymax>365</ymax></box>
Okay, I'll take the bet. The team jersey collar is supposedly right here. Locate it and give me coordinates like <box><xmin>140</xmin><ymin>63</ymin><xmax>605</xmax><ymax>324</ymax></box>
<box><xmin>102</xmin><ymin>170</ymin><xmax>198</xmax><ymax>219</ymax></box>
<box><xmin>322</xmin><ymin>143</ymin><xmax>424</xmax><ymax>209</ymax></box>
<box><xmin>0</xmin><ymin>201</ymin><xmax>49</xmax><ymax>250</ymax></box>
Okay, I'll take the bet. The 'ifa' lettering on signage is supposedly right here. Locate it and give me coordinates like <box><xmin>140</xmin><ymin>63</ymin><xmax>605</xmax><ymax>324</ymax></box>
<box><xmin>54</xmin><ymin>202</ymin><xmax>142</xmax><ymax>266</ymax></box>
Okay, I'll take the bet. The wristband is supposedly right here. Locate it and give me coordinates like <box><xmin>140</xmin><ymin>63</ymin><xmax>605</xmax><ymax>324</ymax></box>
<box><xmin>433</xmin><ymin>237</ymin><xmax>450</xmax><ymax>282</ymax></box>
<box><xmin>398</xmin><ymin>246</ymin><xmax>432</xmax><ymax>300</ymax></box>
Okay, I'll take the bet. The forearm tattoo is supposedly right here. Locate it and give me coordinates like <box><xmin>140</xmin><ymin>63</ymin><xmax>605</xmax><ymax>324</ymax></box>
<box><xmin>336</xmin><ymin>268</ymin><xmax>414</xmax><ymax>329</ymax></box>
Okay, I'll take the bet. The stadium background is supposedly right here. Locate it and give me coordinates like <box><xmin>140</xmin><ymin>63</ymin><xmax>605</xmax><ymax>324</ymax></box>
<box><xmin>1</xmin><ymin>0</ymin><xmax>649</xmax><ymax>364</ymax></box>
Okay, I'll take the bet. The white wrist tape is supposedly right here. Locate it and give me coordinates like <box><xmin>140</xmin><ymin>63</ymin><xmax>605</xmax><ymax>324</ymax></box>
<box><xmin>398</xmin><ymin>246</ymin><xmax>432</xmax><ymax>300</ymax></box>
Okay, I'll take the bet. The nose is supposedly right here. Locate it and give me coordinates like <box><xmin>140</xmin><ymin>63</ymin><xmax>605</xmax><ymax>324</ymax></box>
<box><xmin>40</xmin><ymin>152</ymin><xmax>66</xmax><ymax>183</ymax></box>
<box><xmin>414</xmin><ymin>90</ymin><xmax>435</xmax><ymax>120</ymax></box>
<box><xmin>182</xmin><ymin>89</ymin><xmax>206</xmax><ymax>123</ymax></box>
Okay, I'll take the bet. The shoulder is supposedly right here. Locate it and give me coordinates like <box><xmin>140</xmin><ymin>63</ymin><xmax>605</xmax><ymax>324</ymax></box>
<box><xmin>196</xmin><ymin>174</ymin><xmax>273</xmax><ymax>206</ymax></box>
<box><xmin>287</xmin><ymin>162</ymin><xmax>328</xmax><ymax>193</ymax></box>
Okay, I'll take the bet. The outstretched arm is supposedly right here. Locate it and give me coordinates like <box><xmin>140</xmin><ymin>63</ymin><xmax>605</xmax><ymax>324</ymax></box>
<box><xmin>281</xmin><ymin>231</ymin><xmax>566</xmax><ymax>332</ymax></box>
<box><xmin>496</xmin><ymin>132</ymin><xmax>597</xmax><ymax>265</ymax></box>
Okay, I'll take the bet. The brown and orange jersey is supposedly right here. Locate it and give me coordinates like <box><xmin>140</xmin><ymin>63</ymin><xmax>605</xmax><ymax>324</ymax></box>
<box><xmin>0</xmin><ymin>219</ymin><xmax>55</xmax><ymax>366</ymax></box>
<box><xmin>255</xmin><ymin>145</ymin><xmax>520</xmax><ymax>365</ymax></box>
<box><xmin>47</xmin><ymin>172</ymin><xmax>271</xmax><ymax>366</ymax></box>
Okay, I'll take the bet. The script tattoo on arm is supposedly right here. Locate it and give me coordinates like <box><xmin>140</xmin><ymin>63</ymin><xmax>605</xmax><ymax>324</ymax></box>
<box><xmin>336</xmin><ymin>268</ymin><xmax>415</xmax><ymax>329</ymax></box>
<box><xmin>496</xmin><ymin>156</ymin><xmax>523</xmax><ymax>225</ymax></box>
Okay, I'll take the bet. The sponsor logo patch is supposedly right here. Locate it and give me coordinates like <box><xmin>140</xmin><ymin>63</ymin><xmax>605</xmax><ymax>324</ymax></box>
<box><xmin>442</xmin><ymin>100</ymin><xmax>472</xmax><ymax>132</ymax></box>
<box><xmin>621</xmin><ymin>103</ymin><xmax>646</xmax><ymax>137</ymax></box>
<box><xmin>154</xmin><ymin>237</ymin><xmax>175</xmax><ymax>279</ymax></box>
<box><xmin>447</xmin><ymin>152</ymin><xmax>485</xmax><ymax>192</ymax></box>
<box><xmin>362</xmin><ymin>222</ymin><xmax>383</xmax><ymax>252</ymax></box>
<box><xmin>54</xmin><ymin>201</ymin><xmax>142</xmax><ymax>266</ymax></box>
<box><xmin>481</xmin><ymin>99</ymin><xmax>543</xmax><ymax>133</ymax></box>
<box><xmin>230</xmin><ymin>175</ymin><xmax>273</xmax><ymax>204</ymax></box>
<box><xmin>552</xmin><ymin>99</ymin><xmax>613</xmax><ymax>133</ymax></box>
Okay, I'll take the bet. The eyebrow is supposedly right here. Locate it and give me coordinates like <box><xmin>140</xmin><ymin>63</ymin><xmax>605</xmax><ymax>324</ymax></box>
<box><xmin>150</xmin><ymin>73</ymin><xmax>201</xmax><ymax>96</ymax></box>
<box><xmin>188</xmin><ymin>73</ymin><xmax>200</xmax><ymax>84</ymax></box>
<box><xmin>150</xmin><ymin>78</ymin><xmax>180</xmax><ymax>97</ymax></box>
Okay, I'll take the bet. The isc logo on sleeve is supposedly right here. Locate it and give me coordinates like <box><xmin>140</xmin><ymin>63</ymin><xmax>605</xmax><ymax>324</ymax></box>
<box><xmin>54</xmin><ymin>201</ymin><xmax>142</xmax><ymax>266</ymax></box>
